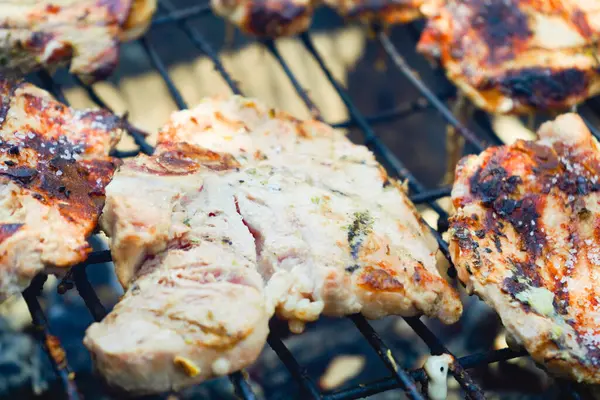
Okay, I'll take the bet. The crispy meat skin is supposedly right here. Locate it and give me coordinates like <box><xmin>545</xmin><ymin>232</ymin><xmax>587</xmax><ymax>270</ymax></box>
<box><xmin>0</xmin><ymin>77</ymin><xmax>122</xmax><ymax>301</ymax></box>
<box><xmin>0</xmin><ymin>0</ymin><xmax>156</xmax><ymax>82</ymax></box>
<box><xmin>85</xmin><ymin>96</ymin><xmax>462</xmax><ymax>394</ymax></box>
<box><xmin>211</xmin><ymin>0</ymin><xmax>317</xmax><ymax>37</ymax></box>
<box><xmin>418</xmin><ymin>0</ymin><xmax>600</xmax><ymax>114</ymax></box>
<box><xmin>451</xmin><ymin>114</ymin><xmax>600</xmax><ymax>383</ymax></box>
<box><xmin>325</xmin><ymin>0</ymin><xmax>425</xmax><ymax>25</ymax></box>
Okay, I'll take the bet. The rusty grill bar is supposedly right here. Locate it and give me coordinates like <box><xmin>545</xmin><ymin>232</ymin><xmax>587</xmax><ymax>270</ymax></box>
<box><xmin>20</xmin><ymin>1</ymin><xmax>593</xmax><ymax>399</ymax></box>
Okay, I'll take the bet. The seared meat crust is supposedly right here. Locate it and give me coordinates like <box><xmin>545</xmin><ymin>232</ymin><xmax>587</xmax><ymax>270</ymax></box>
<box><xmin>0</xmin><ymin>0</ymin><xmax>156</xmax><ymax>82</ymax></box>
<box><xmin>211</xmin><ymin>0</ymin><xmax>317</xmax><ymax>37</ymax></box>
<box><xmin>418</xmin><ymin>0</ymin><xmax>600</xmax><ymax>114</ymax></box>
<box><xmin>0</xmin><ymin>77</ymin><xmax>123</xmax><ymax>301</ymax></box>
<box><xmin>325</xmin><ymin>0</ymin><xmax>425</xmax><ymax>25</ymax></box>
<box><xmin>450</xmin><ymin>114</ymin><xmax>600</xmax><ymax>383</ymax></box>
<box><xmin>85</xmin><ymin>96</ymin><xmax>461</xmax><ymax>394</ymax></box>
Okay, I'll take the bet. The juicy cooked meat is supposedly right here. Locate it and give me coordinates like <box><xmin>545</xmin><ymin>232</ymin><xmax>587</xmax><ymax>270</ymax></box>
<box><xmin>84</xmin><ymin>96</ymin><xmax>462</xmax><ymax>394</ymax></box>
<box><xmin>450</xmin><ymin>114</ymin><xmax>600</xmax><ymax>383</ymax></box>
<box><xmin>324</xmin><ymin>0</ymin><xmax>425</xmax><ymax>25</ymax></box>
<box><xmin>211</xmin><ymin>0</ymin><xmax>317</xmax><ymax>37</ymax></box>
<box><xmin>0</xmin><ymin>0</ymin><xmax>157</xmax><ymax>83</ymax></box>
<box><xmin>0</xmin><ymin>77</ymin><xmax>123</xmax><ymax>302</ymax></box>
<box><xmin>418</xmin><ymin>0</ymin><xmax>600</xmax><ymax>114</ymax></box>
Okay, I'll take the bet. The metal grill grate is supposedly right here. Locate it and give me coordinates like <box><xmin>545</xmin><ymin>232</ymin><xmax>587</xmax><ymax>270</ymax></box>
<box><xmin>20</xmin><ymin>1</ymin><xmax>595</xmax><ymax>399</ymax></box>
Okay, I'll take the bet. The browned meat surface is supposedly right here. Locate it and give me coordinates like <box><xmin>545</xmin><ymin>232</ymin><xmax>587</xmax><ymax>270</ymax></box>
<box><xmin>0</xmin><ymin>0</ymin><xmax>157</xmax><ymax>82</ymax></box>
<box><xmin>450</xmin><ymin>114</ymin><xmax>600</xmax><ymax>383</ymax></box>
<box><xmin>325</xmin><ymin>0</ymin><xmax>425</xmax><ymax>25</ymax></box>
<box><xmin>84</xmin><ymin>96</ymin><xmax>462</xmax><ymax>394</ymax></box>
<box><xmin>418</xmin><ymin>0</ymin><xmax>600</xmax><ymax>114</ymax></box>
<box><xmin>211</xmin><ymin>0</ymin><xmax>317</xmax><ymax>37</ymax></box>
<box><xmin>0</xmin><ymin>77</ymin><xmax>123</xmax><ymax>302</ymax></box>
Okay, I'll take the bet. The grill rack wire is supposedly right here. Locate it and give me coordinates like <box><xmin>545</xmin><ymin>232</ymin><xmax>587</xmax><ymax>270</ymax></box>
<box><xmin>20</xmin><ymin>1</ymin><xmax>597</xmax><ymax>399</ymax></box>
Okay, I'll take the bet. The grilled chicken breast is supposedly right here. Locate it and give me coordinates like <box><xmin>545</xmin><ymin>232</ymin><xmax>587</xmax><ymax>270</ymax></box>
<box><xmin>84</xmin><ymin>96</ymin><xmax>461</xmax><ymax>394</ymax></box>
<box><xmin>324</xmin><ymin>0</ymin><xmax>425</xmax><ymax>25</ymax></box>
<box><xmin>450</xmin><ymin>113</ymin><xmax>600</xmax><ymax>383</ymax></box>
<box><xmin>0</xmin><ymin>77</ymin><xmax>123</xmax><ymax>302</ymax></box>
<box><xmin>418</xmin><ymin>0</ymin><xmax>600</xmax><ymax>114</ymax></box>
<box><xmin>0</xmin><ymin>0</ymin><xmax>157</xmax><ymax>83</ymax></box>
<box><xmin>211</xmin><ymin>0</ymin><xmax>317</xmax><ymax>37</ymax></box>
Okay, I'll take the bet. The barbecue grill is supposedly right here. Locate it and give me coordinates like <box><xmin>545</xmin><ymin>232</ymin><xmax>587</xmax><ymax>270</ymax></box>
<box><xmin>13</xmin><ymin>1</ymin><xmax>599</xmax><ymax>399</ymax></box>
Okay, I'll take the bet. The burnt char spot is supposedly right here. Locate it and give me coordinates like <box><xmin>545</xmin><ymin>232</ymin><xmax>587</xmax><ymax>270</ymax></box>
<box><xmin>452</xmin><ymin>224</ymin><xmax>477</xmax><ymax>250</ymax></box>
<box><xmin>358</xmin><ymin>267</ymin><xmax>404</xmax><ymax>292</ymax></box>
<box><xmin>246</xmin><ymin>1</ymin><xmax>309</xmax><ymax>36</ymax></box>
<box><xmin>510</xmin><ymin>258</ymin><xmax>542</xmax><ymax>288</ymax></box>
<box><xmin>469</xmin><ymin>0</ymin><xmax>531</xmax><ymax>64</ymax></box>
<box><xmin>0</xmin><ymin>224</ymin><xmax>23</xmax><ymax>244</ymax></box>
<box><xmin>493</xmin><ymin>235</ymin><xmax>502</xmax><ymax>253</ymax></box>
<box><xmin>1</xmin><ymin>167</ymin><xmax>38</xmax><ymax>184</ymax></box>
<box><xmin>502</xmin><ymin>196</ymin><xmax>546</xmax><ymax>257</ymax></box>
<box><xmin>470</xmin><ymin>165</ymin><xmax>521</xmax><ymax>204</ymax></box>
<box><xmin>495</xmin><ymin>68</ymin><xmax>589</xmax><ymax>110</ymax></box>
<box><xmin>346</xmin><ymin>264</ymin><xmax>360</xmax><ymax>273</ymax></box>
<box><xmin>502</xmin><ymin>275</ymin><xmax>527</xmax><ymax>296</ymax></box>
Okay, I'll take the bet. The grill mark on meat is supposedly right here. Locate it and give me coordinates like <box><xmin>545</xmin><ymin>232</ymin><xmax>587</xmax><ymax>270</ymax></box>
<box><xmin>468</xmin><ymin>0</ymin><xmax>532</xmax><ymax>64</ymax></box>
<box><xmin>493</xmin><ymin>68</ymin><xmax>590</xmax><ymax>110</ymax></box>
<box><xmin>0</xmin><ymin>224</ymin><xmax>24</xmax><ymax>244</ymax></box>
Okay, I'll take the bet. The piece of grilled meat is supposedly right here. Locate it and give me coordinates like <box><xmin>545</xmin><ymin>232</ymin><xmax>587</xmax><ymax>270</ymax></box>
<box><xmin>450</xmin><ymin>113</ymin><xmax>600</xmax><ymax>383</ymax></box>
<box><xmin>0</xmin><ymin>77</ymin><xmax>123</xmax><ymax>302</ymax></box>
<box><xmin>85</xmin><ymin>96</ymin><xmax>462</xmax><ymax>394</ymax></box>
<box><xmin>324</xmin><ymin>0</ymin><xmax>425</xmax><ymax>25</ymax></box>
<box><xmin>0</xmin><ymin>0</ymin><xmax>157</xmax><ymax>83</ymax></box>
<box><xmin>211</xmin><ymin>0</ymin><xmax>318</xmax><ymax>37</ymax></box>
<box><xmin>418</xmin><ymin>0</ymin><xmax>600</xmax><ymax>114</ymax></box>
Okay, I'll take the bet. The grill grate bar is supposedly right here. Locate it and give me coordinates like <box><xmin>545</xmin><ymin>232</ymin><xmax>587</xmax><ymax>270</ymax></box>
<box><xmin>326</xmin><ymin>347</ymin><xmax>527</xmax><ymax>400</ymax></box>
<box><xmin>73</xmin><ymin>265</ymin><xmax>108</xmax><ymax>322</ymax></box>
<box><xmin>152</xmin><ymin>3</ymin><xmax>212</xmax><ymax>26</ymax></box>
<box><xmin>159</xmin><ymin>0</ymin><xmax>243</xmax><ymax>96</ymax></box>
<box><xmin>141</xmin><ymin>37</ymin><xmax>189</xmax><ymax>110</ymax></box>
<box><xmin>332</xmin><ymin>92</ymin><xmax>454</xmax><ymax>129</ymax></box>
<box><xmin>410</xmin><ymin>186</ymin><xmax>452</xmax><ymax>204</ymax></box>
<box><xmin>350</xmin><ymin>315</ymin><xmax>424</xmax><ymax>400</ymax></box>
<box><xmin>230</xmin><ymin>371</ymin><xmax>258</xmax><ymax>400</ymax></box>
<box><xmin>404</xmin><ymin>317</ymin><xmax>485</xmax><ymax>399</ymax></box>
<box><xmin>377</xmin><ymin>32</ymin><xmax>486</xmax><ymax>152</ymax></box>
<box><xmin>267</xmin><ymin>334</ymin><xmax>322</xmax><ymax>399</ymax></box>
<box><xmin>262</xmin><ymin>39</ymin><xmax>323</xmax><ymax>121</ymax></box>
<box><xmin>23</xmin><ymin>274</ymin><xmax>80</xmax><ymax>400</ymax></box>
